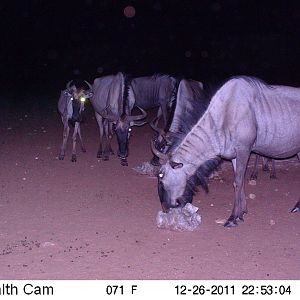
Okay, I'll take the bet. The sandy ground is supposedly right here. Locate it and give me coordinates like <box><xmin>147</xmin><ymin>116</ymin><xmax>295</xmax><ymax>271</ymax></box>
<box><xmin>1</xmin><ymin>100</ymin><xmax>300</xmax><ymax>280</ymax></box>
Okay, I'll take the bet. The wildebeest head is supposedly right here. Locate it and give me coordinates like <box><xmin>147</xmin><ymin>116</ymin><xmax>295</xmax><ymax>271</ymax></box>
<box><xmin>64</xmin><ymin>80</ymin><xmax>93</xmax><ymax>125</ymax></box>
<box><xmin>157</xmin><ymin>159</ymin><xmax>192</xmax><ymax>212</ymax></box>
<box><xmin>151</xmin><ymin>141</ymin><xmax>221</xmax><ymax>211</ymax></box>
<box><xmin>113</xmin><ymin>106</ymin><xmax>147</xmax><ymax>159</ymax></box>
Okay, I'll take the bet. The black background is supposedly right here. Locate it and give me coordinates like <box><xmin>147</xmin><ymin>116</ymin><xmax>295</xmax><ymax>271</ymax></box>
<box><xmin>1</xmin><ymin>0</ymin><xmax>300</xmax><ymax>99</ymax></box>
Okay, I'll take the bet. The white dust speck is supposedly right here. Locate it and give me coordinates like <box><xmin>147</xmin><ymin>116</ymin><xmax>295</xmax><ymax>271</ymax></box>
<box><xmin>35</xmin><ymin>157</ymin><xmax>39</xmax><ymax>160</ymax></box>
<box><xmin>210</xmin><ymin>203</ymin><xmax>214</xmax><ymax>207</ymax></box>
<box><xmin>249</xmin><ymin>193</ymin><xmax>256</xmax><ymax>199</ymax></box>
<box><xmin>269</xmin><ymin>219</ymin><xmax>275</xmax><ymax>226</ymax></box>
<box><xmin>248</xmin><ymin>180</ymin><xmax>257</xmax><ymax>186</ymax></box>
<box><xmin>274</xmin><ymin>188</ymin><xmax>279</xmax><ymax>192</ymax></box>
<box><xmin>215</xmin><ymin>218</ymin><xmax>226</xmax><ymax>224</ymax></box>
<box><xmin>7</xmin><ymin>127</ymin><xmax>12</xmax><ymax>130</ymax></box>
<box><xmin>22</xmin><ymin>177</ymin><xmax>26</xmax><ymax>181</ymax></box>
<box><xmin>42</xmin><ymin>242</ymin><xmax>55</xmax><ymax>247</ymax></box>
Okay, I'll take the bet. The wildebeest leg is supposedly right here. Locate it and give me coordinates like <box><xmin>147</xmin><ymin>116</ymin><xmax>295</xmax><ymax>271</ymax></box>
<box><xmin>107</xmin><ymin>121</ymin><xmax>114</xmax><ymax>155</ymax></box>
<box><xmin>59</xmin><ymin>121</ymin><xmax>70</xmax><ymax>160</ymax></box>
<box><xmin>224</xmin><ymin>151</ymin><xmax>250</xmax><ymax>228</ymax></box>
<box><xmin>250</xmin><ymin>154</ymin><xmax>259</xmax><ymax>180</ymax></box>
<box><xmin>262</xmin><ymin>157</ymin><xmax>270</xmax><ymax>171</ymax></box>
<box><xmin>95</xmin><ymin>112</ymin><xmax>104</xmax><ymax>158</ymax></box>
<box><xmin>291</xmin><ymin>199</ymin><xmax>300</xmax><ymax>213</ymax></box>
<box><xmin>262</xmin><ymin>157</ymin><xmax>277</xmax><ymax>179</ymax></box>
<box><xmin>154</xmin><ymin>107</ymin><xmax>162</xmax><ymax>127</ymax></box>
<box><xmin>102</xmin><ymin>118</ymin><xmax>111</xmax><ymax>161</ymax></box>
<box><xmin>269</xmin><ymin>159</ymin><xmax>277</xmax><ymax>179</ymax></box>
<box><xmin>71</xmin><ymin>122</ymin><xmax>79</xmax><ymax>162</ymax></box>
<box><xmin>77</xmin><ymin>124</ymin><xmax>86</xmax><ymax>153</ymax></box>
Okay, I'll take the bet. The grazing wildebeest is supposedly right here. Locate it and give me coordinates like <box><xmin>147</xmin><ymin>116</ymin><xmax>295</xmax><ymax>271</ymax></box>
<box><xmin>150</xmin><ymin>79</ymin><xmax>208</xmax><ymax>165</ymax></box>
<box><xmin>58</xmin><ymin>80</ymin><xmax>93</xmax><ymax>162</ymax></box>
<box><xmin>153</xmin><ymin>76</ymin><xmax>300</xmax><ymax>227</ymax></box>
<box><xmin>127</xmin><ymin>74</ymin><xmax>178</xmax><ymax>126</ymax></box>
<box><xmin>124</xmin><ymin>74</ymin><xmax>179</xmax><ymax>165</ymax></box>
<box><xmin>91</xmin><ymin>72</ymin><xmax>147</xmax><ymax>166</ymax></box>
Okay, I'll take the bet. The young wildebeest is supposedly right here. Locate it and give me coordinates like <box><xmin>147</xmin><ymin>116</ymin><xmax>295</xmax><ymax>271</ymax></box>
<box><xmin>91</xmin><ymin>72</ymin><xmax>147</xmax><ymax>166</ymax></box>
<box><xmin>57</xmin><ymin>80</ymin><xmax>93</xmax><ymax>162</ymax></box>
<box><xmin>153</xmin><ymin>76</ymin><xmax>300</xmax><ymax>228</ymax></box>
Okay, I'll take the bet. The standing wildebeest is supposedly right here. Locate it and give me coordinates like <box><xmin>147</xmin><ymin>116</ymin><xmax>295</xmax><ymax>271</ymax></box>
<box><xmin>151</xmin><ymin>79</ymin><xmax>208</xmax><ymax>163</ymax></box>
<box><xmin>125</xmin><ymin>74</ymin><xmax>179</xmax><ymax>165</ymax></box>
<box><xmin>153</xmin><ymin>76</ymin><xmax>300</xmax><ymax>228</ymax></box>
<box><xmin>90</xmin><ymin>72</ymin><xmax>147</xmax><ymax>166</ymax></box>
<box><xmin>58</xmin><ymin>80</ymin><xmax>93</xmax><ymax>162</ymax></box>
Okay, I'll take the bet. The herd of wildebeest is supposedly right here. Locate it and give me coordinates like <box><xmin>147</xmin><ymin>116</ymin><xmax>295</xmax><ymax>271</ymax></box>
<box><xmin>57</xmin><ymin>72</ymin><xmax>300</xmax><ymax>228</ymax></box>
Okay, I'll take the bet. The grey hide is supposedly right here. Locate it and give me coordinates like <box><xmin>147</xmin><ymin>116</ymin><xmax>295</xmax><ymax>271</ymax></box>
<box><xmin>156</xmin><ymin>76</ymin><xmax>300</xmax><ymax>227</ymax></box>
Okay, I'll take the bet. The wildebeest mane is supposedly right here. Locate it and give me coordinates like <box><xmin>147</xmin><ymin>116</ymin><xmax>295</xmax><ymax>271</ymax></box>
<box><xmin>184</xmin><ymin>157</ymin><xmax>222</xmax><ymax>198</ymax></box>
<box><xmin>168</xmin><ymin>81</ymin><xmax>210</xmax><ymax>152</ymax></box>
<box><xmin>122</xmin><ymin>72</ymin><xmax>131</xmax><ymax>116</ymax></box>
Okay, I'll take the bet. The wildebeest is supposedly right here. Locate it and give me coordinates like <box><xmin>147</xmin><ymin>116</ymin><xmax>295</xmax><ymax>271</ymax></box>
<box><xmin>151</xmin><ymin>78</ymin><xmax>208</xmax><ymax>165</ymax></box>
<box><xmin>57</xmin><ymin>80</ymin><xmax>93</xmax><ymax>162</ymax></box>
<box><xmin>90</xmin><ymin>72</ymin><xmax>147</xmax><ymax>166</ymax></box>
<box><xmin>124</xmin><ymin>74</ymin><xmax>180</xmax><ymax>165</ymax></box>
<box><xmin>153</xmin><ymin>76</ymin><xmax>300</xmax><ymax>227</ymax></box>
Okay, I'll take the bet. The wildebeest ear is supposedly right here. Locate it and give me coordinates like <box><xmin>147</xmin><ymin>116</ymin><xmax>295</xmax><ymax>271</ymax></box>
<box><xmin>64</xmin><ymin>90</ymin><xmax>72</xmax><ymax>96</ymax></box>
<box><xmin>85</xmin><ymin>91</ymin><xmax>93</xmax><ymax>98</ymax></box>
<box><xmin>170</xmin><ymin>161</ymin><xmax>183</xmax><ymax>169</ymax></box>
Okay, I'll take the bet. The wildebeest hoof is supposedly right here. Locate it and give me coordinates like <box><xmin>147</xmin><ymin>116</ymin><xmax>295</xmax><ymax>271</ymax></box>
<box><xmin>250</xmin><ymin>174</ymin><xmax>257</xmax><ymax>180</ymax></box>
<box><xmin>121</xmin><ymin>159</ymin><xmax>128</xmax><ymax>166</ymax></box>
<box><xmin>71</xmin><ymin>155</ymin><xmax>77</xmax><ymax>162</ymax></box>
<box><xmin>82</xmin><ymin>148</ymin><xmax>87</xmax><ymax>153</ymax></box>
<box><xmin>224</xmin><ymin>220</ymin><xmax>238</xmax><ymax>228</ymax></box>
<box><xmin>224</xmin><ymin>215</ymin><xmax>238</xmax><ymax>228</ymax></box>
<box><xmin>59</xmin><ymin>155</ymin><xmax>64</xmax><ymax>160</ymax></box>
<box><xmin>102</xmin><ymin>156</ymin><xmax>109</xmax><ymax>161</ymax></box>
<box><xmin>262</xmin><ymin>165</ymin><xmax>270</xmax><ymax>172</ymax></box>
<box><xmin>270</xmin><ymin>174</ymin><xmax>277</xmax><ymax>179</ymax></box>
<box><xmin>291</xmin><ymin>200</ymin><xmax>300</xmax><ymax>213</ymax></box>
<box><xmin>109</xmin><ymin>150</ymin><xmax>115</xmax><ymax>155</ymax></box>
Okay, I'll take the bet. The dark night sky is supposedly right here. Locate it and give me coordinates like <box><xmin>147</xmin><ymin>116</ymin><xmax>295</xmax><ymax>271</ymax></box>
<box><xmin>1</xmin><ymin>0</ymin><xmax>300</xmax><ymax>97</ymax></box>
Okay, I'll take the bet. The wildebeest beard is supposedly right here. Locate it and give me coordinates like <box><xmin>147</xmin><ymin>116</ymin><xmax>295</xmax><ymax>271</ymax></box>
<box><xmin>68</xmin><ymin>100</ymin><xmax>85</xmax><ymax>127</ymax></box>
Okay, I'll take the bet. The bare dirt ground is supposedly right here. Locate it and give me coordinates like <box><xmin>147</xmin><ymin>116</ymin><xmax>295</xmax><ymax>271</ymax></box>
<box><xmin>1</xmin><ymin>100</ymin><xmax>300</xmax><ymax>280</ymax></box>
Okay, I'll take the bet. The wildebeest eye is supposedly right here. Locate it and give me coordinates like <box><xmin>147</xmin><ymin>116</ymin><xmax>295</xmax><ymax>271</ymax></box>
<box><xmin>170</xmin><ymin>161</ymin><xmax>183</xmax><ymax>169</ymax></box>
<box><xmin>128</xmin><ymin>128</ymin><xmax>132</xmax><ymax>132</ymax></box>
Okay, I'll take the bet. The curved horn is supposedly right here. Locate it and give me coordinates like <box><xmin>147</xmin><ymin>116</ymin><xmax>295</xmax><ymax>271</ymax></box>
<box><xmin>150</xmin><ymin>116</ymin><xmax>165</xmax><ymax>136</ymax></box>
<box><xmin>150</xmin><ymin>140</ymin><xmax>168</xmax><ymax>162</ymax></box>
<box><xmin>127</xmin><ymin>106</ymin><xmax>147</xmax><ymax>122</ymax></box>
<box><xmin>66</xmin><ymin>80</ymin><xmax>73</xmax><ymax>90</ymax></box>
<box><xmin>150</xmin><ymin>116</ymin><xmax>172</xmax><ymax>145</ymax></box>
<box><xmin>84</xmin><ymin>80</ymin><xmax>93</xmax><ymax>91</ymax></box>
